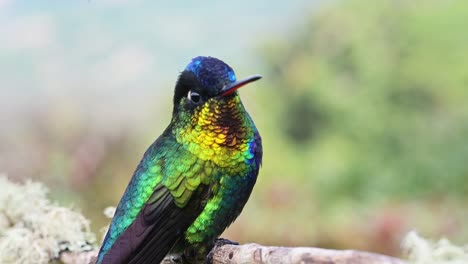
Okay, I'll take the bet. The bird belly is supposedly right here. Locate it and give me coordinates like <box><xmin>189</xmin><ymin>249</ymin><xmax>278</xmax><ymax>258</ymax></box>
<box><xmin>183</xmin><ymin>169</ymin><xmax>257</xmax><ymax>249</ymax></box>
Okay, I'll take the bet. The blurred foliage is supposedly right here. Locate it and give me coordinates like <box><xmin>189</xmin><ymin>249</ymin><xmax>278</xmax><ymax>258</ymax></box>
<box><xmin>237</xmin><ymin>0</ymin><xmax>468</xmax><ymax>255</ymax></box>
<box><xmin>261</xmin><ymin>0</ymin><xmax>468</xmax><ymax>200</ymax></box>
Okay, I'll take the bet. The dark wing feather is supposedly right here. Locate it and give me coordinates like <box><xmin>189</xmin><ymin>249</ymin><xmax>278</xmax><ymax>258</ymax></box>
<box><xmin>101</xmin><ymin>183</ymin><xmax>209</xmax><ymax>264</ymax></box>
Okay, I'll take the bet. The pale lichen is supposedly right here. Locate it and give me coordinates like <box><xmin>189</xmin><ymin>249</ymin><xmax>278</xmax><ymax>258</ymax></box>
<box><xmin>403</xmin><ymin>231</ymin><xmax>468</xmax><ymax>264</ymax></box>
<box><xmin>0</xmin><ymin>175</ymin><xmax>96</xmax><ymax>264</ymax></box>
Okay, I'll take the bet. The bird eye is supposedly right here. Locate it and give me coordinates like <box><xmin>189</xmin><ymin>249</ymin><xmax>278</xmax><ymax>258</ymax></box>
<box><xmin>188</xmin><ymin>91</ymin><xmax>202</xmax><ymax>104</ymax></box>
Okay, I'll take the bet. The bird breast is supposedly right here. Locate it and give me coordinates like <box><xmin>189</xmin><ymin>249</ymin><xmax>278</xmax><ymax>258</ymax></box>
<box><xmin>175</xmin><ymin>96</ymin><xmax>256</xmax><ymax>169</ymax></box>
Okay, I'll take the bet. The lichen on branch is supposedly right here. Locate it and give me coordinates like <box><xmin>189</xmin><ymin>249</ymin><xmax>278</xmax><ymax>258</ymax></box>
<box><xmin>0</xmin><ymin>175</ymin><xmax>95</xmax><ymax>264</ymax></box>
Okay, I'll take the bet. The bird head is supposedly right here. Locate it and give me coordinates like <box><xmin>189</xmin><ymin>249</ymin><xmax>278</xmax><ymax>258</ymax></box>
<box><xmin>172</xmin><ymin>56</ymin><xmax>261</xmax><ymax>115</ymax></box>
<box><xmin>171</xmin><ymin>56</ymin><xmax>261</xmax><ymax>127</ymax></box>
<box><xmin>170</xmin><ymin>56</ymin><xmax>261</xmax><ymax>163</ymax></box>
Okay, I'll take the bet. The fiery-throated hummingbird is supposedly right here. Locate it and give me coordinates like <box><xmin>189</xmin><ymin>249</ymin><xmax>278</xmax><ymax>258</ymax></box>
<box><xmin>96</xmin><ymin>56</ymin><xmax>262</xmax><ymax>264</ymax></box>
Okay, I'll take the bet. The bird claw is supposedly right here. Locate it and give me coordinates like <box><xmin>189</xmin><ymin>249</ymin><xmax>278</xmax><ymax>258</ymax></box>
<box><xmin>161</xmin><ymin>254</ymin><xmax>184</xmax><ymax>264</ymax></box>
<box><xmin>214</xmin><ymin>238</ymin><xmax>239</xmax><ymax>247</ymax></box>
<box><xmin>205</xmin><ymin>238</ymin><xmax>239</xmax><ymax>264</ymax></box>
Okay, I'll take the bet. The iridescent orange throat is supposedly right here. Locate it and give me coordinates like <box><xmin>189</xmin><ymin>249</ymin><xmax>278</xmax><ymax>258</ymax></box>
<box><xmin>172</xmin><ymin>95</ymin><xmax>255</xmax><ymax>168</ymax></box>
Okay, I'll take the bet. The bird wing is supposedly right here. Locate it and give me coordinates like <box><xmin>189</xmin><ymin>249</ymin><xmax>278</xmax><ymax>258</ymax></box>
<box><xmin>97</xmin><ymin>133</ymin><xmax>209</xmax><ymax>264</ymax></box>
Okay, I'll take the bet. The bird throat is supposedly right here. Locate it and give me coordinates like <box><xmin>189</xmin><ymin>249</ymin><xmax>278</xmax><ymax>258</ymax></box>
<box><xmin>173</xmin><ymin>95</ymin><xmax>256</xmax><ymax>168</ymax></box>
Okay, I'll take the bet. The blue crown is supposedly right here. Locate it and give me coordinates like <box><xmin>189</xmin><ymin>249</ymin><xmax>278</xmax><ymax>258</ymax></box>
<box><xmin>185</xmin><ymin>56</ymin><xmax>236</xmax><ymax>90</ymax></box>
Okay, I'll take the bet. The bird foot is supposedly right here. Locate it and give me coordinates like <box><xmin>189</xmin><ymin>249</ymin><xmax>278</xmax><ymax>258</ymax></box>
<box><xmin>161</xmin><ymin>253</ymin><xmax>184</xmax><ymax>264</ymax></box>
<box><xmin>205</xmin><ymin>238</ymin><xmax>239</xmax><ymax>264</ymax></box>
<box><xmin>214</xmin><ymin>238</ymin><xmax>239</xmax><ymax>247</ymax></box>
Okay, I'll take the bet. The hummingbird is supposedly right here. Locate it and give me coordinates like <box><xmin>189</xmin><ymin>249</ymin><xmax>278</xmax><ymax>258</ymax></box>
<box><xmin>96</xmin><ymin>56</ymin><xmax>263</xmax><ymax>264</ymax></box>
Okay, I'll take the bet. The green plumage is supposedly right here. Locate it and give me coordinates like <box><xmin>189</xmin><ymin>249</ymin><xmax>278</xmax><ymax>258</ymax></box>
<box><xmin>96</xmin><ymin>56</ymin><xmax>262</xmax><ymax>264</ymax></box>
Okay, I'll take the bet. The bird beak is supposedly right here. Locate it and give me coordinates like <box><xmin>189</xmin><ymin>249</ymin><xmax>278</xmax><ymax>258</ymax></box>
<box><xmin>219</xmin><ymin>74</ymin><xmax>262</xmax><ymax>97</ymax></box>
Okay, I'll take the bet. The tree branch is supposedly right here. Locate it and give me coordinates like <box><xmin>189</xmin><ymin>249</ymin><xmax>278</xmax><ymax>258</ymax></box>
<box><xmin>59</xmin><ymin>244</ymin><xmax>406</xmax><ymax>264</ymax></box>
<box><xmin>60</xmin><ymin>249</ymin><xmax>98</xmax><ymax>264</ymax></box>
<box><xmin>208</xmin><ymin>243</ymin><xmax>406</xmax><ymax>264</ymax></box>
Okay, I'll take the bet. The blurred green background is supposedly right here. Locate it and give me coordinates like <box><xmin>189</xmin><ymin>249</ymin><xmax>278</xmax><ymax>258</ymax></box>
<box><xmin>1</xmin><ymin>0</ymin><xmax>467</xmax><ymax>257</ymax></box>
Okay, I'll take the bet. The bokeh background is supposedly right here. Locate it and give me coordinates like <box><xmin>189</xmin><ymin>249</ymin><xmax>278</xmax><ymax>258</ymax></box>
<box><xmin>1</xmin><ymin>0</ymin><xmax>467</xmax><ymax>257</ymax></box>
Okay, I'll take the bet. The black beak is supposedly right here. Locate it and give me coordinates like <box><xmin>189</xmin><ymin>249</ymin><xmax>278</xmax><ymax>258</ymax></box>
<box><xmin>219</xmin><ymin>74</ymin><xmax>262</xmax><ymax>97</ymax></box>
